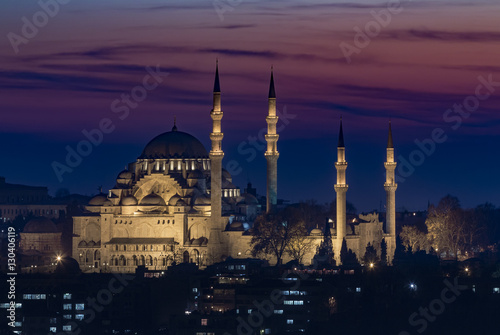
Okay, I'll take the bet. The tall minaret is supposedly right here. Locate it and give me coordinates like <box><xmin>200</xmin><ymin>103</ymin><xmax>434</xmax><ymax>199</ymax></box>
<box><xmin>384</xmin><ymin>121</ymin><xmax>397</xmax><ymax>263</ymax></box>
<box><xmin>208</xmin><ymin>61</ymin><xmax>224</xmax><ymax>261</ymax></box>
<box><xmin>334</xmin><ymin>118</ymin><xmax>348</xmax><ymax>263</ymax></box>
<box><xmin>265</xmin><ymin>68</ymin><xmax>279</xmax><ymax>213</ymax></box>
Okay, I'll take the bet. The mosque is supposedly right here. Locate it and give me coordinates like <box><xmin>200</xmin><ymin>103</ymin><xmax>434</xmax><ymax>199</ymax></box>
<box><xmin>71</xmin><ymin>64</ymin><xmax>397</xmax><ymax>272</ymax></box>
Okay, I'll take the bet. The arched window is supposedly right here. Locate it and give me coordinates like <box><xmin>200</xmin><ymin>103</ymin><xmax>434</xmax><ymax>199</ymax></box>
<box><xmin>183</xmin><ymin>251</ymin><xmax>189</xmax><ymax>263</ymax></box>
<box><xmin>140</xmin><ymin>255</ymin><xmax>145</xmax><ymax>266</ymax></box>
<box><xmin>119</xmin><ymin>255</ymin><xmax>126</xmax><ymax>266</ymax></box>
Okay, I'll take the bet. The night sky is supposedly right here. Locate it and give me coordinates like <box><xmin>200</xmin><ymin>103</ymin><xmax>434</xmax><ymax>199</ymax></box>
<box><xmin>1</xmin><ymin>0</ymin><xmax>499</xmax><ymax>212</ymax></box>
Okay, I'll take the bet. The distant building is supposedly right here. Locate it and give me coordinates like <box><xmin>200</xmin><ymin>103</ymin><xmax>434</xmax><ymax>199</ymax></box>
<box><xmin>18</xmin><ymin>217</ymin><xmax>64</xmax><ymax>271</ymax></box>
<box><xmin>0</xmin><ymin>177</ymin><xmax>67</xmax><ymax>221</ymax></box>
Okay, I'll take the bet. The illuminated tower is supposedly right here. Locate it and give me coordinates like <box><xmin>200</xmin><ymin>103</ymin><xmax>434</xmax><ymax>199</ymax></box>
<box><xmin>208</xmin><ymin>61</ymin><xmax>224</xmax><ymax>262</ymax></box>
<box><xmin>384</xmin><ymin>121</ymin><xmax>397</xmax><ymax>263</ymax></box>
<box><xmin>334</xmin><ymin>118</ymin><xmax>348</xmax><ymax>263</ymax></box>
<box><xmin>265</xmin><ymin>69</ymin><xmax>279</xmax><ymax>213</ymax></box>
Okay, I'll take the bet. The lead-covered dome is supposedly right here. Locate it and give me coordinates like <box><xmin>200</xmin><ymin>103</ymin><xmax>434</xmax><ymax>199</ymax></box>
<box><xmin>23</xmin><ymin>217</ymin><xmax>58</xmax><ymax>233</ymax></box>
<box><xmin>139</xmin><ymin>193</ymin><xmax>166</xmax><ymax>206</ymax></box>
<box><xmin>140</xmin><ymin>128</ymin><xmax>208</xmax><ymax>159</ymax></box>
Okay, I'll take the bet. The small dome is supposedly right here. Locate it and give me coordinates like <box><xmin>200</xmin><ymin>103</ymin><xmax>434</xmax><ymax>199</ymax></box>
<box><xmin>117</xmin><ymin>170</ymin><xmax>133</xmax><ymax>179</ymax></box>
<box><xmin>222</xmin><ymin>169</ymin><xmax>232</xmax><ymax>182</ymax></box>
<box><xmin>89</xmin><ymin>193</ymin><xmax>108</xmax><ymax>206</ymax></box>
<box><xmin>176</xmin><ymin>199</ymin><xmax>187</xmax><ymax>206</ymax></box>
<box><xmin>192</xmin><ymin>238</ymin><xmax>203</xmax><ymax>246</ymax></box>
<box><xmin>230</xmin><ymin>221</ymin><xmax>244</xmax><ymax>230</ymax></box>
<box><xmin>240</xmin><ymin>193</ymin><xmax>258</xmax><ymax>205</ymax></box>
<box><xmin>55</xmin><ymin>257</ymin><xmax>81</xmax><ymax>275</ymax></box>
<box><xmin>194</xmin><ymin>194</ymin><xmax>211</xmax><ymax>205</ymax></box>
<box><xmin>23</xmin><ymin>217</ymin><xmax>58</xmax><ymax>233</ymax></box>
<box><xmin>168</xmin><ymin>194</ymin><xmax>181</xmax><ymax>206</ymax></box>
<box><xmin>188</xmin><ymin>170</ymin><xmax>204</xmax><ymax>179</ymax></box>
<box><xmin>310</xmin><ymin>228</ymin><xmax>322</xmax><ymax>236</ymax></box>
<box><xmin>140</xmin><ymin>193</ymin><xmax>166</xmax><ymax>206</ymax></box>
<box><xmin>121</xmin><ymin>195</ymin><xmax>138</xmax><ymax>206</ymax></box>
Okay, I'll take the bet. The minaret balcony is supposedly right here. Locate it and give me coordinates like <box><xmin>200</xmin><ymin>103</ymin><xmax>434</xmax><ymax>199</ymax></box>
<box><xmin>210</xmin><ymin>133</ymin><xmax>224</xmax><ymax>141</ymax></box>
<box><xmin>266</xmin><ymin>116</ymin><xmax>279</xmax><ymax>124</ymax></box>
<box><xmin>384</xmin><ymin>184</ymin><xmax>398</xmax><ymax>191</ymax></box>
<box><xmin>384</xmin><ymin>162</ymin><xmax>397</xmax><ymax>169</ymax></box>
<box><xmin>265</xmin><ymin>134</ymin><xmax>279</xmax><ymax>141</ymax></box>
<box><xmin>210</xmin><ymin>113</ymin><xmax>223</xmax><ymax>121</ymax></box>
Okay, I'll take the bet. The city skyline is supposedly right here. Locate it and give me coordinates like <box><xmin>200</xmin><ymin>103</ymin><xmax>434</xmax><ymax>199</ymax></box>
<box><xmin>1</xmin><ymin>0</ymin><xmax>500</xmax><ymax>211</ymax></box>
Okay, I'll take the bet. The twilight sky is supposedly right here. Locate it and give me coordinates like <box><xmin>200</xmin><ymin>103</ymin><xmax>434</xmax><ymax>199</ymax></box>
<box><xmin>1</xmin><ymin>0</ymin><xmax>499</xmax><ymax>212</ymax></box>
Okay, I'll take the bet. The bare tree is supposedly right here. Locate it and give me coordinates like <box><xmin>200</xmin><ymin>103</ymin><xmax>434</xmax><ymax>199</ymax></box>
<box><xmin>400</xmin><ymin>225</ymin><xmax>429</xmax><ymax>252</ymax></box>
<box><xmin>251</xmin><ymin>207</ymin><xmax>306</xmax><ymax>265</ymax></box>
<box><xmin>426</xmin><ymin>195</ymin><xmax>464</xmax><ymax>259</ymax></box>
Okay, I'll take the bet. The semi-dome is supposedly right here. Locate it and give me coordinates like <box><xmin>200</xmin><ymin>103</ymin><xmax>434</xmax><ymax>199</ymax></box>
<box><xmin>121</xmin><ymin>195</ymin><xmax>138</xmax><ymax>206</ymax></box>
<box><xmin>168</xmin><ymin>194</ymin><xmax>181</xmax><ymax>206</ymax></box>
<box><xmin>139</xmin><ymin>193</ymin><xmax>166</xmax><ymax>206</ymax></box>
<box><xmin>188</xmin><ymin>169</ymin><xmax>204</xmax><ymax>179</ymax></box>
<box><xmin>194</xmin><ymin>194</ymin><xmax>211</xmax><ymax>205</ymax></box>
<box><xmin>89</xmin><ymin>193</ymin><xmax>108</xmax><ymax>206</ymax></box>
<box><xmin>23</xmin><ymin>217</ymin><xmax>58</xmax><ymax>233</ymax></box>
<box><xmin>140</xmin><ymin>129</ymin><xmax>209</xmax><ymax>159</ymax></box>
<box><xmin>117</xmin><ymin>170</ymin><xmax>133</xmax><ymax>179</ymax></box>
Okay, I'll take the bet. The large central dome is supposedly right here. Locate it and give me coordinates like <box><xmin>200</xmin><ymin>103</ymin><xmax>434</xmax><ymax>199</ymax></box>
<box><xmin>140</xmin><ymin>127</ymin><xmax>209</xmax><ymax>159</ymax></box>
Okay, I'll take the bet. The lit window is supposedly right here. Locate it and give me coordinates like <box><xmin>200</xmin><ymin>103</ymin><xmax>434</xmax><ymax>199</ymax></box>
<box><xmin>62</xmin><ymin>325</ymin><xmax>72</xmax><ymax>331</ymax></box>
<box><xmin>494</xmin><ymin>287</ymin><xmax>500</xmax><ymax>294</ymax></box>
<box><xmin>290</xmin><ymin>291</ymin><xmax>300</xmax><ymax>295</ymax></box>
<box><xmin>23</xmin><ymin>294</ymin><xmax>46</xmax><ymax>300</ymax></box>
<box><xmin>75</xmin><ymin>303</ymin><xmax>85</xmax><ymax>310</ymax></box>
<box><xmin>294</xmin><ymin>300</ymin><xmax>304</xmax><ymax>305</ymax></box>
<box><xmin>201</xmin><ymin>318</ymin><xmax>208</xmax><ymax>326</ymax></box>
<box><xmin>50</xmin><ymin>318</ymin><xmax>57</xmax><ymax>324</ymax></box>
<box><xmin>63</xmin><ymin>304</ymin><xmax>72</xmax><ymax>310</ymax></box>
<box><xmin>49</xmin><ymin>327</ymin><xmax>57</xmax><ymax>333</ymax></box>
<box><xmin>281</xmin><ymin>290</ymin><xmax>290</xmax><ymax>295</ymax></box>
<box><xmin>355</xmin><ymin>287</ymin><xmax>361</xmax><ymax>293</ymax></box>
<box><xmin>274</xmin><ymin>309</ymin><xmax>283</xmax><ymax>314</ymax></box>
<box><xmin>63</xmin><ymin>293</ymin><xmax>72</xmax><ymax>300</ymax></box>
<box><xmin>287</xmin><ymin>319</ymin><xmax>294</xmax><ymax>325</ymax></box>
<box><xmin>63</xmin><ymin>314</ymin><xmax>72</xmax><ymax>320</ymax></box>
<box><xmin>284</xmin><ymin>300</ymin><xmax>293</xmax><ymax>305</ymax></box>
<box><xmin>75</xmin><ymin>314</ymin><xmax>84</xmax><ymax>321</ymax></box>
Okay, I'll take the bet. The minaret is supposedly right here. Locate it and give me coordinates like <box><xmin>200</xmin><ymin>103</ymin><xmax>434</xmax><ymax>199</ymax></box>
<box><xmin>334</xmin><ymin>118</ymin><xmax>348</xmax><ymax>264</ymax></box>
<box><xmin>265</xmin><ymin>68</ymin><xmax>279</xmax><ymax>213</ymax></box>
<box><xmin>384</xmin><ymin>121</ymin><xmax>397</xmax><ymax>263</ymax></box>
<box><xmin>208</xmin><ymin>61</ymin><xmax>224</xmax><ymax>262</ymax></box>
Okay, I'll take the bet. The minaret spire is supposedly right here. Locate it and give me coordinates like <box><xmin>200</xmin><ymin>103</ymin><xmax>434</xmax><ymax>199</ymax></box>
<box><xmin>384</xmin><ymin>120</ymin><xmax>397</xmax><ymax>264</ymax></box>
<box><xmin>387</xmin><ymin>120</ymin><xmax>393</xmax><ymax>148</ymax></box>
<box><xmin>214</xmin><ymin>59</ymin><xmax>220</xmax><ymax>93</ymax></box>
<box><xmin>334</xmin><ymin>117</ymin><xmax>348</xmax><ymax>264</ymax></box>
<box><xmin>265</xmin><ymin>67</ymin><xmax>279</xmax><ymax>213</ymax></box>
<box><xmin>338</xmin><ymin>116</ymin><xmax>345</xmax><ymax>148</ymax></box>
<box><xmin>268</xmin><ymin>66</ymin><xmax>276</xmax><ymax>99</ymax></box>
<box><xmin>208</xmin><ymin>60</ymin><xmax>225</xmax><ymax>263</ymax></box>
